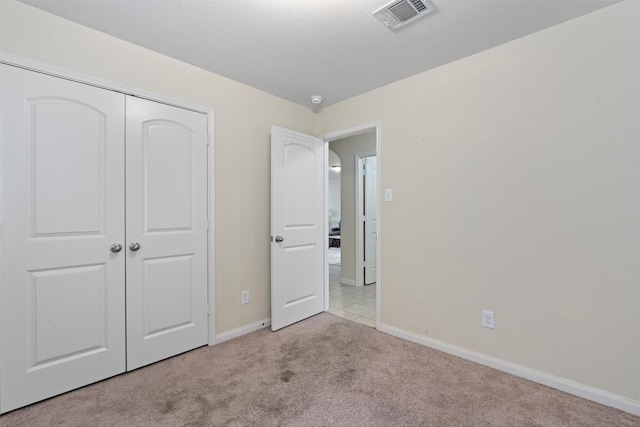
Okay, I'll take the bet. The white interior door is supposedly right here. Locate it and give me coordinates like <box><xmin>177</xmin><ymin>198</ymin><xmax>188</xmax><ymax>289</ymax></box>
<box><xmin>271</xmin><ymin>126</ymin><xmax>325</xmax><ymax>331</ymax></box>
<box><xmin>125</xmin><ymin>96</ymin><xmax>209</xmax><ymax>370</ymax></box>
<box><xmin>364</xmin><ymin>157</ymin><xmax>377</xmax><ymax>285</ymax></box>
<box><xmin>0</xmin><ymin>65</ymin><xmax>126</xmax><ymax>412</ymax></box>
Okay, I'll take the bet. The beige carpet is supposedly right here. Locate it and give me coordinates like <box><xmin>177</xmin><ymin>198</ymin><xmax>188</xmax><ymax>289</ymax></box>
<box><xmin>2</xmin><ymin>313</ymin><xmax>638</xmax><ymax>427</ymax></box>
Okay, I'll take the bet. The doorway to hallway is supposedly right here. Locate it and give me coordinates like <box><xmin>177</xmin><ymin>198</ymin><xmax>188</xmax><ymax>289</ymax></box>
<box><xmin>324</xmin><ymin>126</ymin><xmax>379</xmax><ymax>328</ymax></box>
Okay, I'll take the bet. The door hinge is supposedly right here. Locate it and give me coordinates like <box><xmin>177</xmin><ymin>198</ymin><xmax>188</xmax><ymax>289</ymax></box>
<box><xmin>207</xmin><ymin>218</ymin><xmax>211</xmax><ymax>230</ymax></box>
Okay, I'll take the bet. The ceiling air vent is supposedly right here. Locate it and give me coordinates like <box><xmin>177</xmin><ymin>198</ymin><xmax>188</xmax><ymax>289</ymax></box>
<box><xmin>373</xmin><ymin>0</ymin><xmax>438</xmax><ymax>31</ymax></box>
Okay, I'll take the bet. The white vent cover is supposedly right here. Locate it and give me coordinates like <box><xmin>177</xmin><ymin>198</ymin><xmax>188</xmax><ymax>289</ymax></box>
<box><xmin>373</xmin><ymin>0</ymin><xmax>438</xmax><ymax>31</ymax></box>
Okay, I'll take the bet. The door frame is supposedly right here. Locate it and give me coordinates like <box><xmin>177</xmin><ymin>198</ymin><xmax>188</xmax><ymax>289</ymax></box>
<box><xmin>321</xmin><ymin>122</ymin><xmax>382</xmax><ymax>330</ymax></box>
<box><xmin>0</xmin><ymin>52</ymin><xmax>217</xmax><ymax>346</ymax></box>
<box><xmin>355</xmin><ymin>152</ymin><xmax>377</xmax><ymax>287</ymax></box>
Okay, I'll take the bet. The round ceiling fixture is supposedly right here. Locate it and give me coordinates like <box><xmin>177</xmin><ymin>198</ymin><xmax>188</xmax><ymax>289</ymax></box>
<box><xmin>310</xmin><ymin>95</ymin><xmax>323</xmax><ymax>105</ymax></box>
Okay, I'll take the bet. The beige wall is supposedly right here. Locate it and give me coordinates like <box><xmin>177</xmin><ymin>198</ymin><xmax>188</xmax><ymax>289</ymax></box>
<box><xmin>0</xmin><ymin>0</ymin><xmax>316</xmax><ymax>334</ymax></box>
<box><xmin>318</xmin><ymin>0</ymin><xmax>640</xmax><ymax>401</ymax></box>
<box><xmin>329</xmin><ymin>132</ymin><xmax>376</xmax><ymax>284</ymax></box>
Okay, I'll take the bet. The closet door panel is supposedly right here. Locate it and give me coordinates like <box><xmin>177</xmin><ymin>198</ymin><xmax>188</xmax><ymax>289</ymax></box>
<box><xmin>125</xmin><ymin>96</ymin><xmax>208</xmax><ymax>371</ymax></box>
<box><xmin>0</xmin><ymin>65</ymin><xmax>126</xmax><ymax>413</ymax></box>
<box><xmin>145</xmin><ymin>121</ymin><xmax>193</xmax><ymax>231</ymax></box>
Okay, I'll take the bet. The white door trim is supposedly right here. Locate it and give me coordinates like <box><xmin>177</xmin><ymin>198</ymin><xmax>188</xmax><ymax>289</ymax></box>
<box><xmin>355</xmin><ymin>152</ymin><xmax>376</xmax><ymax>287</ymax></box>
<box><xmin>0</xmin><ymin>52</ymin><xmax>207</xmax><ymax>114</ymax></box>
<box><xmin>207</xmin><ymin>113</ymin><xmax>216</xmax><ymax>346</ymax></box>
<box><xmin>321</xmin><ymin>122</ymin><xmax>382</xmax><ymax>330</ymax></box>
<box><xmin>0</xmin><ymin>52</ymin><xmax>217</xmax><ymax>346</ymax></box>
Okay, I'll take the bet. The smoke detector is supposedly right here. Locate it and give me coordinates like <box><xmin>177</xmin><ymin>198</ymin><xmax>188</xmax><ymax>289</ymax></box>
<box><xmin>310</xmin><ymin>95</ymin><xmax>323</xmax><ymax>105</ymax></box>
<box><xmin>373</xmin><ymin>0</ymin><xmax>438</xmax><ymax>31</ymax></box>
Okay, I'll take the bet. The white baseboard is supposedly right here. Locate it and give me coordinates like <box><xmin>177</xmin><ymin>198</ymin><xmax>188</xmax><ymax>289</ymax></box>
<box><xmin>379</xmin><ymin>323</ymin><xmax>640</xmax><ymax>416</ymax></box>
<box><xmin>214</xmin><ymin>318</ymin><xmax>271</xmax><ymax>344</ymax></box>
<box><xmin>339</xmin><ymin>277</ymin><xmax>356</xmax><ymax>286</ymax></box>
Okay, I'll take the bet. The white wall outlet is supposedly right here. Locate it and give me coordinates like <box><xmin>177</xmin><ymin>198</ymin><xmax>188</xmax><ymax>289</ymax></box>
<box><xmin>384</xmin><ymin>188</ymin><xmax>393</xmax><ymax>202</ymax></box>
<box><xmin>482</xmin><ymin>310</ymin><xmax>495</xmax><ymax>329</ymax></box>
<box><xmin>241</xmin><ymin>290</ymin><xmax>250</xmax><ymax>305</ymax></box>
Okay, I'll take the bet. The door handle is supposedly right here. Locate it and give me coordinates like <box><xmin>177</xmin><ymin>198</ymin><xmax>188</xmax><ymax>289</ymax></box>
<box><xmin>110</xmin><ymin>243</ymin><xmax>123</xmax><ymax>253</ymax></box>
<box><xmin>275</xmin><ymin>236</ymin><xmax>284</xmax><ymax>243</ymax></box>
<box><xmin>129</xmin><ymin>242</ymin><xmax>141</xmax><ymax>251</ymax></box>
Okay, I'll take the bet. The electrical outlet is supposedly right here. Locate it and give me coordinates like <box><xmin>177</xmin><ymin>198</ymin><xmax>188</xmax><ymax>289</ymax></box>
<box><xmin>241</xmin><ymin>290</ymin><xmax>250</xmax><ymax>305</ymax></box>
<box><xmin>482</xmin><ymin>310</ymin><xmax>495</xmax><ymax>329</ymax></box>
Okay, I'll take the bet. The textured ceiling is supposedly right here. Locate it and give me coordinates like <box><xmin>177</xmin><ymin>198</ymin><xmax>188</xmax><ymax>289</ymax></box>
<box><xmin>20</xmin><ymin>0</ymin><xmax>619</xmax><ymax>110</ymax></box>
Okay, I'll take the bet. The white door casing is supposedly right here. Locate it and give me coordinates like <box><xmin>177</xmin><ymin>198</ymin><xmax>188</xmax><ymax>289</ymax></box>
<box><xmin>364</xmin><ymin>157</ymin><xmax>378</xmax><ymax>285</ymax></box>
<box><xmin>125</xmin><ymin>96</ymin><xmax>209</xmax><ymax>370</ymax></box>
<box><xmin>0</xmin><ymin>65</ymin><xmax>126</xmax><ymax>412</ymax></box>
<box><xmin>271</xmin><ymin>126</ymin><xmax>325</xmax><ymax>331</ymax></box>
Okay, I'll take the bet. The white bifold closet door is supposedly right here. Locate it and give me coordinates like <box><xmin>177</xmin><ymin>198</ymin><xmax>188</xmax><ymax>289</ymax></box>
<box><xmin>0</xmin><ymin>65</ymin><xmax>209</xmax><ymax>413</ymax></box>
<box><xmin>124</xmin><ymin>96</ymin><xmax>208</xmax><ymax>371</ymax></box>
<box><xmin>0</xmin><ymin>64</ymin><xmax>127</xmax><ymax>413</ymax></box>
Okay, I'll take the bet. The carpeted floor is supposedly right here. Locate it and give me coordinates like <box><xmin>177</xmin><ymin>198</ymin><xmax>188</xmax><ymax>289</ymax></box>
<box><xmin>2</xmin><ymin>313</ymin><xmax>638</xmax><ymax>427</ymax></box>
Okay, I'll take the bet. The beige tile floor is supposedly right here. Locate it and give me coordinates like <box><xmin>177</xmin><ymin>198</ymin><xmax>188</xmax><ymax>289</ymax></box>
<box><xmin>328</xmin><ymin>263</ymin><xmax>377</xmax><ymax>327</ymax></box>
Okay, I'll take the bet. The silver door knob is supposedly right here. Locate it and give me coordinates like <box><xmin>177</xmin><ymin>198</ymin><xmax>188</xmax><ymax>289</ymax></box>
<box><xmin>110</xmin><ymin>243</ymin><xmax>123</xmax><ymax>253</ymax></box>
<box><xmin>129</xmin><ymin>242</ymin><xmax>141</xmax><ymax>251</ymax></box>
<box><xmin>275</xmin><ymin>236</ymin><xmax>284</xmax><ymax>243</ymax></box>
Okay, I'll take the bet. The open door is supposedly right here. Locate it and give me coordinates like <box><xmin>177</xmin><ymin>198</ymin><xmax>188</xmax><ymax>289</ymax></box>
<box><xmin>364</xmin><ymin>157</ymin><xmax>378</xmax><ymax>285</ymax></box>
<box><xmin>271</xmin><ymin>126</ymin><xmax>325</xmax><ymax>331</ymax></box>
